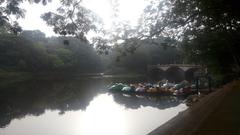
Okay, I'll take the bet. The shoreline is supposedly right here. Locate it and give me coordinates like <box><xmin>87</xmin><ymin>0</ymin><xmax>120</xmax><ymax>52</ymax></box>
<box><xmin>148</xmin><ymin>80</ymin><xmax>239</xmax><ymax>135</ymax></box>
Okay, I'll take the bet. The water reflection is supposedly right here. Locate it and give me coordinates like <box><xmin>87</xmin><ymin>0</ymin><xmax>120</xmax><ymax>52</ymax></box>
<box><xmin>0</xmin><ymin>79</ymin><xmax>105</xmax><ymax>128</ymax></box>
<box><xmin>0</xmin><ymin>78</ymin><xmax>187</xmax><ymax>135</ymax></box>
<box><xmin>110</xmin><ymin>92</ymin><xmax>184</xmax><ymax>109</ymax></box>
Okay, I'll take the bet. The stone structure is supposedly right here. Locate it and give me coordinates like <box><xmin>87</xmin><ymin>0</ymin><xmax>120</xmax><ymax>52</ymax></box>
<box><xmin>147</xmin><ymin>64</ymin><xmax>203</xmax><ymax>82</ymax></box>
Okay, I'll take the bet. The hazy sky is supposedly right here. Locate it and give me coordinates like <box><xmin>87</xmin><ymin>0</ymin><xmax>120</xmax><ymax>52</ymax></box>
<box><xmin>18</xmin><ymin>0</ymin><xmax>148</xmax><ymax>37</ymax></box>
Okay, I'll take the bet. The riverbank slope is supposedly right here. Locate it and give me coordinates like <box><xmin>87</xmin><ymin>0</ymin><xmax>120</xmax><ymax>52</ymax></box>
<box><xmin>149</xmin><ymin>80</ymin><xmax>240</xmax><ymax>135</ymax></box>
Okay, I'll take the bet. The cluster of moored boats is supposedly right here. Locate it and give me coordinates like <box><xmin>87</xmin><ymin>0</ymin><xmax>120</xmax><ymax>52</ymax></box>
<box><xmin>108</xmin><ymin>80</ymin><xmax>195</xmax><ymax>96</ymax></box>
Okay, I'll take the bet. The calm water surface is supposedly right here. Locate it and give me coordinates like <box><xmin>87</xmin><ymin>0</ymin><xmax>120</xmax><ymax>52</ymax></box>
<box><xmin>0</xmin><ymin>77</ymin><xmax>187</xmax><ymax>135</ymax></box>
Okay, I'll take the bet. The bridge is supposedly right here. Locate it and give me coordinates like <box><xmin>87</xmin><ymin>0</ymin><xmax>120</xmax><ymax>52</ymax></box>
<box><xmin>148</xmin><ymin>64</ymin><xmax>202</xmax><ymax>72</ymax></box>
<box><xmin>147</xmin><ymin>64</ymin><xmax>205</xmax><ymax>82</ymax></box>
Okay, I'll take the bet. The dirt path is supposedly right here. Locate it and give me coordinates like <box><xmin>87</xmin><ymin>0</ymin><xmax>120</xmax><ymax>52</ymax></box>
<box><xmin>148</xmin><ymin>80</ymin><xmax>240</xmax><ymax>135</ymax></box>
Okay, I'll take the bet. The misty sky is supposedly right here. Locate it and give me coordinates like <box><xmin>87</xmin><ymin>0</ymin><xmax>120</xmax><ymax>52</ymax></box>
<box><xmin>18</xmin><ymin>0</ymin><xmax>149</xmax><ymax>37</ymax></box>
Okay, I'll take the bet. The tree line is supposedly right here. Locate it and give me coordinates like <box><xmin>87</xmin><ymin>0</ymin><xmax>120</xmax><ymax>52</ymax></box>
<box><xmin>0</xmin><ymin>30</ymin><xmax>103</xmax><ymax>73</ymax></box>
<box><xmin>0</xmin><ymin>29</ymin><xmax>181</xmax><ymax>75</ymax></box>
<box><xmin>1</xmin><ymin>0</ymin><xmax>239</xmax><ymax>83</ymax></box>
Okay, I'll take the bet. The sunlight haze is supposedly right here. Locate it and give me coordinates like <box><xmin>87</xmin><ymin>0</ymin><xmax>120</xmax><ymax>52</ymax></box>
<box><xmin>19</xmin><ymin>0</ymin><xmax>148</xmax><ymax>37</ymax></box>
<box><xmin>1</xmin><ymin>1</ymin><xmax>239</xmax><ymax>135</ymax></box>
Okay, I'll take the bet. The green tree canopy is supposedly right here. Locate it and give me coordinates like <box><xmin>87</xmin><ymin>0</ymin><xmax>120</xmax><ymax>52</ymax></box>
<box><xmin>137</xmin><ymin>0</ymin><xmax>240</xmax><ymax>80</ymax></box>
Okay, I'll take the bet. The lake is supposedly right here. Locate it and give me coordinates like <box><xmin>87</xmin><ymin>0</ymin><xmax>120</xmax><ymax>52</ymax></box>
<box><xmin>0</xmin><ymin>77</ymin><xmax>187</xmax><ymax>135</ymax></box>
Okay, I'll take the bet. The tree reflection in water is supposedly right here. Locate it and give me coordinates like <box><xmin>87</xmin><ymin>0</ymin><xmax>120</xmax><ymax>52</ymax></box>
<box><xmin>0</xmin><ymin>79</ymin><xmax>105</xmax><ymax>128</ymax></box>
<box><xmin>0</xmin><ymin>78</ymin><xmax>185</xmax><ymax>129</ymax></box>
<box><xmin>110</xmin><ymin>92</ymin><xmax>184</xmax><ymax>110</ymax></box>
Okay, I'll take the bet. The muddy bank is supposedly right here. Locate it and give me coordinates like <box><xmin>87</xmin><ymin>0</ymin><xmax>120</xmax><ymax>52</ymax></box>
<box><xmin>148</xmin><ymin>80</ymin><xmax>240</xmax><ymax>135</ymax></box>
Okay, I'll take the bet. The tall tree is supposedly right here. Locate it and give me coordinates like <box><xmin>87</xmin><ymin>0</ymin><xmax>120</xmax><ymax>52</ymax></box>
<box><xmin>139</xmin><ymin>0</ymin><xmax>240</xmax><ymax>80</ymax></box>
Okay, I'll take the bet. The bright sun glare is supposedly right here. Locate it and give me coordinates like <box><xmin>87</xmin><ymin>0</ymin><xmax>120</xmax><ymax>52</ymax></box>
<box><xmin>79</xmin><ymin>94</ymin><xmax>126</xmax><ymax>135</ymax></box>
<box><xmin>19</xmin><ymin>0</ymin><xmax>148</xmax><ymax>37</ymax></box>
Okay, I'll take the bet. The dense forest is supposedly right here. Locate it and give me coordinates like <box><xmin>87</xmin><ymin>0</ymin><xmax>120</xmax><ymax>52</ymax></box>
<box><xmin>0</xmin><ymin>0</ymin><xmax>240</xmax><ymax>84</ymax></box>
<box><xmin>0</xmin><ymin>30</ymin><xmax>103</xmax><ymax>73</ymax></box>
<box><xmin>0</xmin><ymin>30</ymin><xmax>181</xmax><ymax>76</ymax></box>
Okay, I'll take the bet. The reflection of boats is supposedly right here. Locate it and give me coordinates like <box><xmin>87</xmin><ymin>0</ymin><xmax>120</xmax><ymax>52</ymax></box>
<box><xmin>110</xmin><ymin>92</ymin><xmax>185</xmax><ymax>109</ymax></box>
